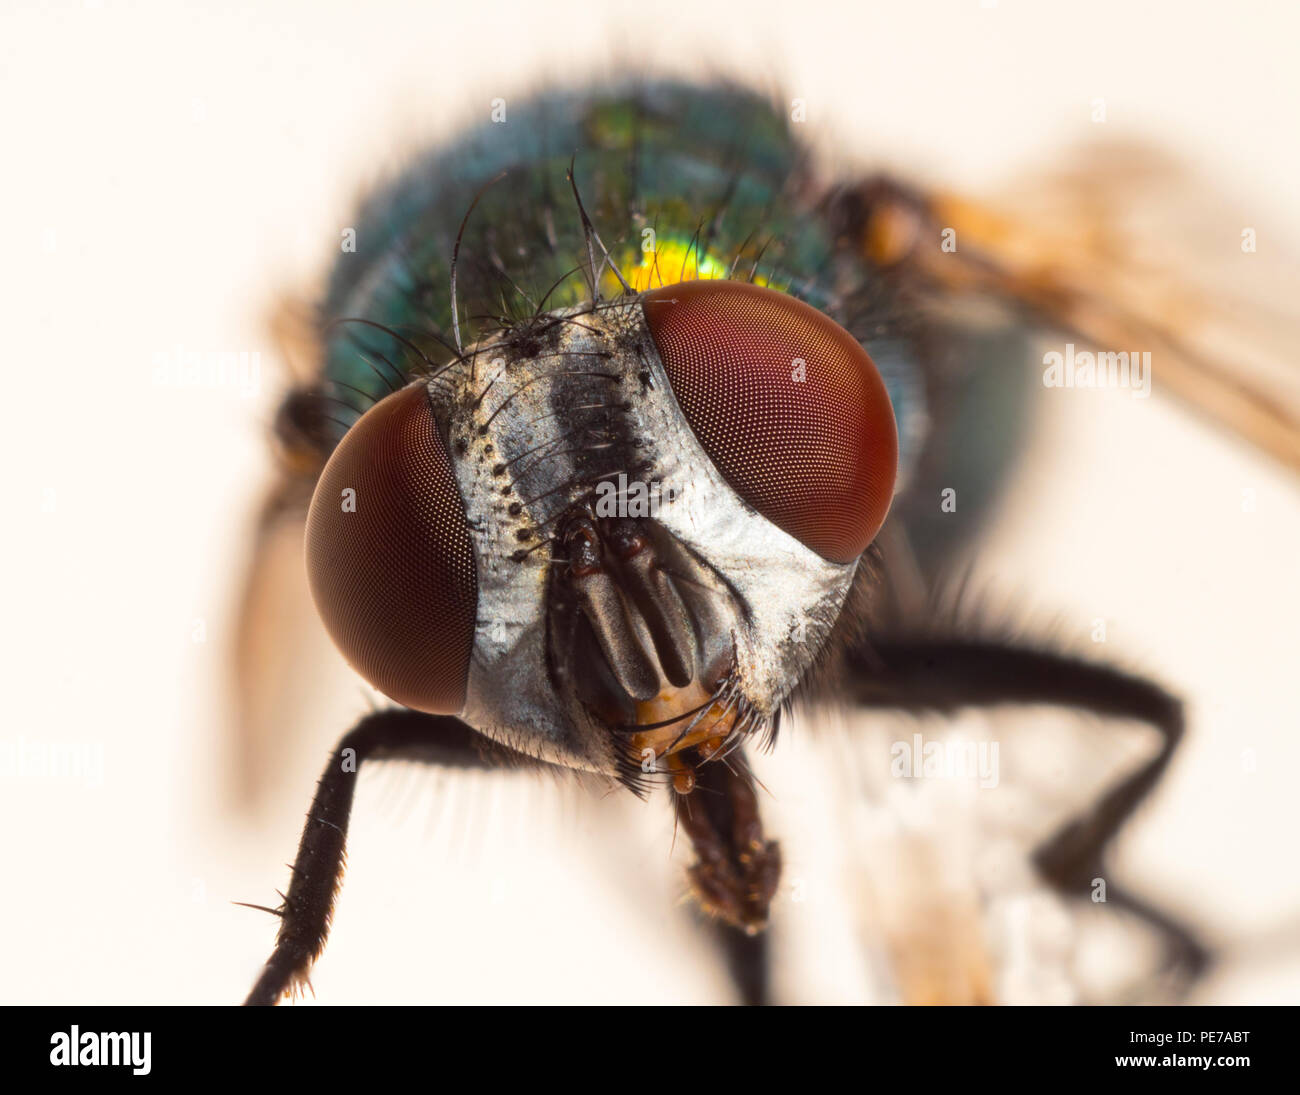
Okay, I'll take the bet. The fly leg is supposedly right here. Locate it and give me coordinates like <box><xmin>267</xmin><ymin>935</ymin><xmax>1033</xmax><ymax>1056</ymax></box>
<box><xmin>710</xmin><ymin>919</ymin><xmax>770</xmax><ymax>1009</ymax></box>
<box><xmin>671</xmin><ymin>749</ymin><xmax>781</xmax><ymax>1005</ymax></box>
<box><xmin>242</xmin><ymin>707</ymin><xmax>550</xmax><ymax>1005</ymax></box>
<box><xmin>833</xmin><ymin>637</ymin><xmax>1209</xmax><ymax>983</ymax></box>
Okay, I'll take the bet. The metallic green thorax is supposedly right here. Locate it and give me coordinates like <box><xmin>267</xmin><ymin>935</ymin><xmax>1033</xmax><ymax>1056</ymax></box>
<box><xmin>317</xmin><ymin>83</ymin><xmax>911</xmax><ymax>437</ymax></box>
<box><xmin>290</xmin><ymin>78</ymin><xmax>1043</xmax><ymax>637</ymax></box>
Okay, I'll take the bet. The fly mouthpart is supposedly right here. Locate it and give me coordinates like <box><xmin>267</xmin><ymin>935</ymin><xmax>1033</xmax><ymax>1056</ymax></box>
<box><xmin>547</xmin><ymin>511</ymin><xmax>750</xmax><ymax>771</ymax></box>
<box><xmin>560</xmin><ymin>513</ymin><xmax>701</xmax><ymax>702</ymax></box>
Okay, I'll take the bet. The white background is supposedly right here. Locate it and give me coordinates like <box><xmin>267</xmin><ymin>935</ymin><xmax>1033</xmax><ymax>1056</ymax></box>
<box><xmin>2</xmin><ymin>0</ymin><xmax>1298</xmax><ymax>1003</ymax></box>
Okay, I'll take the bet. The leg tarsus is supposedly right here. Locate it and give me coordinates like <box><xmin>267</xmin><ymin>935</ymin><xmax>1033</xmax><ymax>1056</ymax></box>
<box><xmin>837</xmin><ymin>638</ymin><xmax>1207</xmax><ymax>985</ymax></box>
<box><xmin>242</xmin><ymin>709</ymin><xmax>532</xmax><ymax>1005</ymax></box>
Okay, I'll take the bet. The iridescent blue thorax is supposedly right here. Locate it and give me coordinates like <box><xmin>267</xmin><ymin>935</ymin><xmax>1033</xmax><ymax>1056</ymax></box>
<box><xmin>316</xmin><ymin>82</ymin><xmax>929</xmax><ymax>494</ymax></box>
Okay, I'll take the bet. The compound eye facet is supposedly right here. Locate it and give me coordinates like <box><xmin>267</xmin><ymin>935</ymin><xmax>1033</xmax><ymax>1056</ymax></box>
<box><xmin>305</xmin><ymin>383</ymin><xmax>477</xmax><ymax>713</ymax></box>
<box><xmin>641</xmin><ymin>279</ymin><xmax>899</xmax><ymax>564</ymax></box>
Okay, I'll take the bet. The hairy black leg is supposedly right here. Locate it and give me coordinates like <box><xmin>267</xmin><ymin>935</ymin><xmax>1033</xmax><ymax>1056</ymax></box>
<box><xmin>243</xmin><ymin>708</ymin><xmax>544</xmax><ymax>1006</ymax></box>
<box><xmin>838</xmin><ymin>639</ymin><xmax>1208</xmax><ymax>980</ymax></box>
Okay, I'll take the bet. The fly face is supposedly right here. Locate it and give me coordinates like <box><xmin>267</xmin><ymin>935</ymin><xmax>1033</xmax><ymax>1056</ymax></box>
<box><xmin>240</xmin><ymin>80</ymin><xmax>1252</xmax><ymax>1004</ymax></box>
<box><xmin>302</xmin><ymin>280</ymin><xmax>897</xmax><ymax>784</ymax></box>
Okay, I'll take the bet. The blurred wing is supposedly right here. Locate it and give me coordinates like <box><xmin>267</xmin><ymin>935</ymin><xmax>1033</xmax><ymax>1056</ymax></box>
<box><xmin>228</xmin><ymin>297</ymin><xmax>345</xmax><ymax>809</ymax></box>
<box><xmin>765</xmin><ymin>702</ymin><xmax>1179</xmax><ymax>1005</ymax></box>
<box><xmin>926</xmin><ymin>139</ymin><xmax>1300</xmax><ymax>471</ymax></box>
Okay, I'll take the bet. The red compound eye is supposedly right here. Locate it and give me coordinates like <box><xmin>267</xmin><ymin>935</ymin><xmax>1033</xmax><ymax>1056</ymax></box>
<box><xmin>642</xmin><ymin>280</ymin><xmax>898</xmax><ymax>563</ymax></box>
<box><xmin>305</xmin><ymin>383</ymin><xmax>477</xmax><ymax>713</ymax></box>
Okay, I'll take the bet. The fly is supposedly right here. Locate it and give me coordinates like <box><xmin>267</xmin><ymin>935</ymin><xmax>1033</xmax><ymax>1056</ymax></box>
<box><xmin>235</xmin><ymin>81</ymin><xmax>1294</xmax><ymax>1005</ymax></box>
